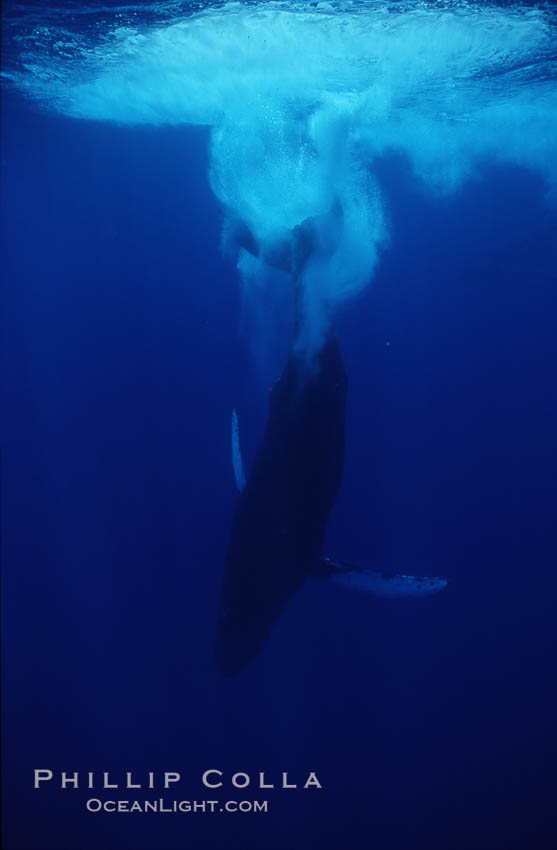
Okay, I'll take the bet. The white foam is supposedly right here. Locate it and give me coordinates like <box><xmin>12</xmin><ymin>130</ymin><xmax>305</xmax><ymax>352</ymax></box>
<box><xmin>11</xmin><ymin>1</ymin><xmax>557</xmax><ymax>353</ymax></box>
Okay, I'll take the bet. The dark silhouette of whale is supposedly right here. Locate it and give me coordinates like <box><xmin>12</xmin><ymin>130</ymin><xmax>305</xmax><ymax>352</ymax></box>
<box><xmin>216</xmin><ymin>217</ymin><xmax>446</xmax><ymax>676</ymax></box>
<box><xmin>216</xmin><ymin>324</ymin><xmax>347</xmax><ymax>675</ymax></box>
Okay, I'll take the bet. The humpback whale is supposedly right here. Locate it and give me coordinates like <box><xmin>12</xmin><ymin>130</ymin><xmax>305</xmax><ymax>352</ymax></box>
<box><xmin>216</xmin><ymin>219</ymin><xmax>447</xmax><ymax>676</ymax></box>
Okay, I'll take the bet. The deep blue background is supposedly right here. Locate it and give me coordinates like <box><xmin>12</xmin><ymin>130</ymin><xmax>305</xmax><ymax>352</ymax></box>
<box><xmin>2</xmin><ymin>84</ymin><xmax>557</xmax><ymax>850</ymax></box>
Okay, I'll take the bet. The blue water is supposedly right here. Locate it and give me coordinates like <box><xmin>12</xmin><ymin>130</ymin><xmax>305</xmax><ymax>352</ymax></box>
<box><xmin>2</xmin><ymin>2</ymin><xmax>557</xmax><ymax>849</ymax></box>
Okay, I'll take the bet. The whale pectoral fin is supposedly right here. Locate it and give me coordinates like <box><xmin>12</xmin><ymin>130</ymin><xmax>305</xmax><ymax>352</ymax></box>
<box><xmin>330</xmin><ymin>569</ymin><xmax>448</xmax><ymax>598</ymax></box>
<box><xmin>231</xmin><ymin>409</ymin><xmax>246</xmax><ymax>493</ymax></box>
<box><xmin>318</xmin><ymin>557</ymin><xmax>448</xmax><ymax>598</ymax></box>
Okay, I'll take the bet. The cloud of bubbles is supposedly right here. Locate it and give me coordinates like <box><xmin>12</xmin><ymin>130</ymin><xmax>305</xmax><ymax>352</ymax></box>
<box><xmin>10</xmin><ymin>1</ymin><xmax>557</xmax><ymax>356</ymax></box>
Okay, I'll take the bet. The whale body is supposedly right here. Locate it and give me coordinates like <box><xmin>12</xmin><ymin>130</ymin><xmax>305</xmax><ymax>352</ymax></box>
<box><xmin>216</xmin><ymin>219</ymin><xmax>446</xmax><ymax>675</ymax></box>
<box><xmin>217</xmin><ymin>341</ymin><xmax>447</xmax><ymax>676</ymax></box>
<box><xmin>216</xmin><ymin>331</ymin><xmax>347</xmax><ymax>675</ymax></box>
